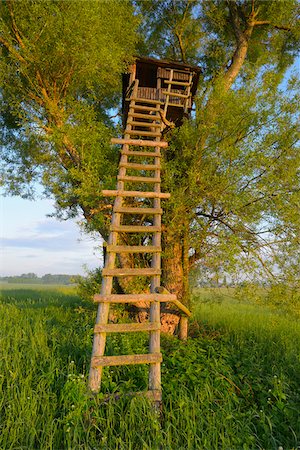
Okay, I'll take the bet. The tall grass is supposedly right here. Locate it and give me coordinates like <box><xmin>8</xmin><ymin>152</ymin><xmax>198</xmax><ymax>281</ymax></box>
<box><xmin>0</xmin><ymin>285</ymin><xmax>299</xmax><ymax>449</ymax></box>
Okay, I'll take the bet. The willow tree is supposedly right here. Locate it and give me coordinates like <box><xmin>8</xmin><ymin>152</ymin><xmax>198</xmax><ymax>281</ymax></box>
<box><xmin>1</xmin><ymin>0</ymin><xmax>300</xmax><ymax>310</ymax></box>
<box><xmin>136</xmin><ymin>0</ymin><xmax>300</xmax><ymax>304</ymax></box>
<box><xmin>0</xmin><ymin>0</ymin><xmax>138</xmax><ymax>234</ymax></box>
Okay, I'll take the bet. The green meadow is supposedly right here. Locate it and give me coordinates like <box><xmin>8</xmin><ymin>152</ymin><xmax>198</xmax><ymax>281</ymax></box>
<box><xmin>0</xmin><ymin>284</ymin><xmax>299</xmax><ymax>449</ymax></box>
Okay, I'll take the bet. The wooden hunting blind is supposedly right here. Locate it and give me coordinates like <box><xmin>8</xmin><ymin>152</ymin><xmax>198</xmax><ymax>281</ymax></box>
<box><xmin>89</xmin><ymin>57</ymin><xmax>200</xmax><ymax>404</ymax></box>
<box><xmin>123</xmin><ymin>56</ymin><xmax>201</xmax><ymax>126</ymax></box>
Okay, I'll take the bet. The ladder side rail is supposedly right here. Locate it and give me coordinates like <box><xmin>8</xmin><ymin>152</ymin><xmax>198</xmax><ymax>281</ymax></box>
<box><xmin>148</xmin><ymin>104</ymin><xmax>163</xmax><ymax>402</ymax></box>
<box><xmin>89</xmin><ymin>80</ymin><xmax>139</xmax><ymax>393</ymax></box>
<box><xmin>184</xmin><ymin>72</ymin><xmax>194</xmax><ymax>113</ymax></box>
<box><xmin>162</xmin><ymin>69</ymin><xmax>173</xmax><ymax>125</ymax></box>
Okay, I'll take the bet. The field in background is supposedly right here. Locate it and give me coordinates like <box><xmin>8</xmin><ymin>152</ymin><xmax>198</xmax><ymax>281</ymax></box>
<box><xmin>0</xmin><ymin>285</ymin><xmax>299</xmax><ymax>449</ymax></box>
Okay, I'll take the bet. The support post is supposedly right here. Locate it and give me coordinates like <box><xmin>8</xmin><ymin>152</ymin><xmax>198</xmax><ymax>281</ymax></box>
<box><xmin>179</xmin><ymin>316</ymin><xmax>188</xmax><ymax>341</ymax></box>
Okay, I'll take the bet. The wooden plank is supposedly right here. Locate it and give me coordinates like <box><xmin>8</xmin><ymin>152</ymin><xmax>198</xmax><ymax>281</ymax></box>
<box><xmin>173</xmin><ymin>299</ymin><xmax>192</xmax><ymax>317</ymax></box>
<box><xmin>164</xmin><ymin>80</ymin><xmax>190</xmax><ymax>86</ymax></box>
<box><xmin>93</xmin><ymin>293</ymin><xmax>177</xmax><ymax>303</ymax></box>
<box><xmin>127</xmin><ymin>112</ymin><xmax>160</xmax><ymax>120</ymax></box>
<box><xmin>111</xmin><ymin>138</ymin><xmax>167</xmax><ymax>148</ymax></box>
<box><xmin>106</xmin><ymin>245</ymin><xmax>161</xmax><ymax>254</ymax></box>
<box><xmin>113</xmin><ymin>207</ymin><xmax>163</xmax><ymax>214</ymax></box>
<box><xmin>94</xmin><ymin>323</ymin><xmax>160</xmax><ymax>333</ymax></box>
<box><xmin>117</xmin><ymin>175</ymin><xmax>161</xmax><ymax>183</ymax></box>
<box><xmin>162</xmin><ymin>90</ymin><xmax>189</xmax><ymax>99</ymax></box>
<box><xmin>92</xmin><ymin>353</ymin><xmax>162</xmax><ymax>368</ymax></box>
<box><xmin>126</xmin><ymin>130</ymin><xmax>161</xmax><ymax>137</ymax></box>
<box><xmin>110</xmin><ymin>225</ymin><xmax>161</xmax><ymax>233</ymax></box>
<box><xmin>132</xmin><ymin>105</ymin><xmax>160</xmax><ymax>112</ymax></box>
<box><xmin>120</xmin><ymin>162</ymin><xmax>160</xmax><ymax>170</ymax></box>
<box><xmin>121</xmin><ymin>150</ymin><xmax>161</xmax><ymax>157</ymax></box>
<box><xmin>102</xmin><ymin>268</ymin><xmax>161</xmax><ymax>277</ymax></box>
<box><xmin>102</xmin><ymin>190</ymin><xmax>170</xmax><ymax>199</ymax></box>
<box><xmin>127</xmin><ymin>97</ymin><xmax>163</xmax><ymax>105</ymax></box>
<box><xmin>128</xmin><ymin>121</ymin><xmax>161</xmax><ymax>128</ymax></box>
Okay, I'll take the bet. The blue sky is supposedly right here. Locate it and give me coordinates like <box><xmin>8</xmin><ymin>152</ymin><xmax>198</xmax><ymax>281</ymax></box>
<box><xmin>0</xmin><ymin>192</ymin><xmax>102</xmax><ymax>276</ymax></box>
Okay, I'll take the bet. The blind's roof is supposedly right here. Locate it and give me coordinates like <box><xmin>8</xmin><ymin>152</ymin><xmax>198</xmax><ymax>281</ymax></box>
<box><xmin>135</xmin><ymin>56</ymin><xmax>202</xmax><ymax>74</ymax></box>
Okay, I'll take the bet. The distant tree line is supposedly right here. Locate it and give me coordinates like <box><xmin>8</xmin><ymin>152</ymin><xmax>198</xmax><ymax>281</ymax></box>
<box><xmin>0</xmin><ymin>273</ymin><xmax>77</xmax><ymax>285</ymax></box>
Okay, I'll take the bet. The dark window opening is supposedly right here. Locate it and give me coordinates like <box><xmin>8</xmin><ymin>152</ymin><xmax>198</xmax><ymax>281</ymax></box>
<box><xmin>136</xmin><ymin>63</ymin><xmax>157</xmax><ymax>88</ymax></box>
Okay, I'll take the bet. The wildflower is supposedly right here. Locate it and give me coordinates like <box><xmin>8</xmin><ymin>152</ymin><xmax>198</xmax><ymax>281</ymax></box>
<box><xmin>70</xmin><ymin>361</ymin><xmax>75</xmax><ymax>365</ymax></box>
<box><xmin>71</xmin><ymin>404</ymin><xmax>75</xmax><ymax>409</ymax></box>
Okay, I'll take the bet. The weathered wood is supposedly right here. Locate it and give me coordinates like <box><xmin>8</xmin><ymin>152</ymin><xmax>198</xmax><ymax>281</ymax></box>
<box><xmin>127</xmin><ymin>97</ymin><xmax>163</xmax><ymax>105</ymax></box>
<box><xmin>164</xmin><ymin>80</ymin><xmax>190</xmax><ymax>86</ymax></box>
<box><xmin>121</xmin><ymin>150</ymin><xmax>161</xmax><ymax>157</ymax></box>
<box><xmin>93</xmin><ymin>293</ymin><xmax>177</xmax><ymax>303</ymax></box>
<box><xmin>128</xmin><ymin>121</ymin><xmax>161</xmax><ymax>128</ymax></box>
<box><xmin>154</xmin><ymin>286</ymin><xmax>192</xmax><ymax>316</ymax></box>
<box><xmin>113</xmin><ymin>206</ymin><xmax>163</xmax><ymax>214</ymax></box>
<box><xmin>92</xmin><ymin>353</ymin><xmax>162</xmax><ymax>367</ymax></box>
<box><xmin>102</xmin><ymin>190</ymin><xmax>170</xmax><ymax>199</ymax></box>
<box><xmin>110</xmin><ymin>225</ymin><xmax>161</xmax><ymax>233</ymax></box>
<box><xmin>127</xmin><ymin>112</ymin><xmax>160</xmax><ymax>121</ymax></box>
<box><xmin>118</xmin><ymin>175</ymin><xmax>161</xmax><ymax>183</ymax></box>
<box><xmin>149</xmin><ymin>125</ymin><xmax>162</xmax><ymax>402</ymax></box>
<box><xmin>102</xmin><ymin>267</ymin><xmax>161</xmax><ymax>277</ymax></box>
<box><xmin>111</xmin><ymin>137</ymin><xmax>167</xmax><ymax>147</ymax></box>
<box><xmin>162</xmin><ymin>90</ymin><xmax>189</xmax><ymax>99</ymax></box>
<box><xmin>127</xmin><ymin>130</ymin><xmax>161</xmax><ymax>137</ymax></box>
<box><xmin>106</xmin><ymin>245</ymin><xmax>161</xmax><ymax>253</ymax></box>
<box><xmin>179</xmin><ymin>316</ymin><xmax>188</xmax><ymax>340</ymax></box>
<box><xmin>89</xmin><ymin>80</ymin><xmax>140</xmax><ymax>393</ymax></box>
<box><xmin>132</xmin><ymin>105</ymin><xmax>160</xmax><ymax>112</ymax></box>
<box><xmin>120</xmin><ymin>162</ymin><xmax>160</xmax><ymax>170</ymax></box>
<box><xmin>173</xmin><ymin>299</ymin><xmax>192</xmax><ymax>317</ymax></box>
<box><xmin>94</xmin><ymin>322</ymin><xmax>160</xmax><ymax>333</ymax></box>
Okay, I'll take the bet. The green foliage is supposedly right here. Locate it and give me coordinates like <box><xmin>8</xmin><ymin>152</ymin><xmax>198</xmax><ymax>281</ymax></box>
<box><xmin>0</xmin><ymin>286</ymin><xmax>300</xmax><ymax>449</ymax></box>
<box><xmin>1</xmin><ymin>0</ymin><xmax>300</xmax><ymax>291</ymax></box>
<box><xmin>0</xmin><ymin>0</ymin><xmax>138</xmax><ymax>229</ymax></box>
<box><xmin>74</xmin><ymin>268</ymin><xmax>102</xmax><ymax>302</ymax></box>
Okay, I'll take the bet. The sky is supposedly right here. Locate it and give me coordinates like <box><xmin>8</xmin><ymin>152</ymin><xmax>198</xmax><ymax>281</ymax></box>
<box><xmin>0</xmin><ymin>192</ymin><xmax>102</xmax><ymax>276</ymax></box>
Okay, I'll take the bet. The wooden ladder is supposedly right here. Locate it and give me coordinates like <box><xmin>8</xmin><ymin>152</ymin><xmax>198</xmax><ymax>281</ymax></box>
<box><xmin>88</xmin><ymin>79</ymin><xmax>191</xmax><ymax>402</ymax></box>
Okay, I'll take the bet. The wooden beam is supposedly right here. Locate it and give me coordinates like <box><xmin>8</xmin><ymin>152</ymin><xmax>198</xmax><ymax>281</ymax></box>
<box><xmin>92</xmin><ymin>353</ymin><xmax>162</xmax><ymax>367</ymax></box>
<box><xmin>111</xmin><ymin>138</ymin><xmax>167</xmax><ymax>148</ymax></box>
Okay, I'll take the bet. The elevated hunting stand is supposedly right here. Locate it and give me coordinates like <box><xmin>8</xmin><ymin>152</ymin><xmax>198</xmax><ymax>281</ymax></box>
<box><xmin>89</xmin><ymin>57</ymin><xmax>201</xmax><ymax>402</ymax></box>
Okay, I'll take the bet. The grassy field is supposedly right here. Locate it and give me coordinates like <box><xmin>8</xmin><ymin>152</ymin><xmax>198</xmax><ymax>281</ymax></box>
<box><xmin>0</xmin><ymin>284</ymin><xmax>299</xmax><ymax>449</ymax></box>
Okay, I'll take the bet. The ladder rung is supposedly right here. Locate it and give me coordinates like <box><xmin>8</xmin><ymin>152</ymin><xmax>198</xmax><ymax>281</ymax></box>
<box><xmin>111</xmin><ymin>138</ymin><xmax>167</xmax><ymax>148</ymax></box>
<box><xmin>121</xmin><ymin>150</ymin><xmax>161</xmax><ymax>157</ymax></box>
<box><xmin>106</xmin><ymin>245</ymin><xmax>161</xmax><ymax>253</ymax></box>
<box><xmin>102</xmin><ymin>190</ymin><xmax>170</xmax><ymax>199</ymax></box>
<box><xmin>168</xmin><ymin>102</ymin><xmax>188</xmax><ymax>108</ymax></box>
<box><xmin>113</xmin><ymin>207</ymin><xmax>163</xmax><ymax>214</ymax></box>
<box><xmin>118</xmin><ymin>175</ymin><xmax>161</xmax><ymax>183</ymax></box>
<box><xmin>92</xmin><ymin>353</ymin><xmax>162</xmax><ymax>368</ymax></box>
<box><xmin>164</xmin><ymin>80</ymin><xmax>191</xmax><ymax>86</ymax></box>
<box><xmin>132</xmin><ymin>105</ymin><xmax>160</xmax><ymax>112</ymax></box>
<box><xmin>120</xmin><ymin>162</ymin><xmax>160</xmax><ymax>170</ymax></box>
<box><xmin>94</xmin><ymin>323</ymin><xmax>160</xmax><ymax>333</ymax></box>
<box><xmin>102</xmin><ymin>268</ymin><xmax>161</xmax><ymax>276</ymax></box>
<box><xmin>127</xmin><ymin>121</ymin><xmax>161</xmax><ymax>128</ymax></box>
<box><xmin>94</xmin><ymin>293</ymin><xmax>177</xmax><ymax>303</ymax></box>
<box><xmin>162</xmin><ymin>90</ymin><xmax>189</xmax><ymax>99</ymax></box>
<box><xmin>128</xmin><ymin>97</ymin><xmax>163</xmax><ymax>105</ymax></box>
<box><xmin>110</xmin><ymin>225</ymin><xmax>161</xmax><ymax>232</ymax></box>
<box><xmin>128</xmin><ymin>112</ymin><xmax>160</xmax><ymax>120</ymax></box>
<box><xmin>127</xmin><ymin>130</ymin><xmax>161</xmax><ymax>137</ymax></box>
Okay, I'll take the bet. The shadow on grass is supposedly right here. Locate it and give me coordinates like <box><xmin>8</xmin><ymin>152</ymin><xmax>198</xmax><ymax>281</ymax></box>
<box><xmin>0</xmin><ymin>288</ymin><xmax>94</xmax><ymax>310</ymax></box>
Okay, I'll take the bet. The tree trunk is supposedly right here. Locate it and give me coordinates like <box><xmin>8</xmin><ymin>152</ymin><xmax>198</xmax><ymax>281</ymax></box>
<box><xmin>160</xmin><ymin>224</ymin><xmax>190</xmax><ymax>334</ymax></box>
